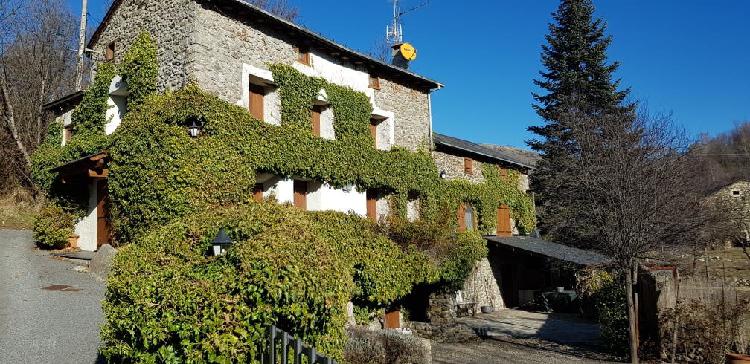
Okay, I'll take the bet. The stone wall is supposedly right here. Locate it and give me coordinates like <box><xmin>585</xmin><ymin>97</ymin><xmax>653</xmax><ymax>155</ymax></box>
<box><xmin>374</xmin><ymin>78</ymin><xmax>431</xmax><ymax>151</ymax></box>
<box><xmin>431</xmin><ymin>150</ymin><xmax>486</xmax><ymax>183</ymax></box>
<box><xmin>90</xmin><ymin>0</ymin><xmax>197</xmax><ymax>91</ymax></box>
<box><xmin>460</xmin><ymin>258</ymin><xmax>505</xmax><ymax>310</ymax></box>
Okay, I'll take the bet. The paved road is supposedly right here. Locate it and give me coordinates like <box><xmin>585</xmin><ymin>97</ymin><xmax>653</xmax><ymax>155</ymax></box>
<box><xmin>0</xmin><ymin>230</ymin><xmax>105</xmax><ymax>364</ymax></box>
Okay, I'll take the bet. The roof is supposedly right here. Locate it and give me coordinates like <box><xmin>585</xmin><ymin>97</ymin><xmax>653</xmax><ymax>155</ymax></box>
<box><xmin>42</xmin><ymin>91</ymin><xmax>85</xmax><ymax>112</ymax></box>
<box><xmin>482</xmin><ymin>144</ymin><xmax>541</xmax><ymax>168</ymax></box>
<box><xmin>486</xmin><ymin>236</ymin><xmax>610</xmax><ymax>266</ymax></box>
<box><xmin>433</xmin><ymin>133</ymin><xmax>535</xmax><ymax>170</ymax></box>
<box><xmin>88</xmin><ymin>0</ymin><xmax>442</xmax><ymax>92</ymax></box>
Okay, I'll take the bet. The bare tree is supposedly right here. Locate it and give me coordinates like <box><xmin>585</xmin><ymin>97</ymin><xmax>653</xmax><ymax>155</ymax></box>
<box><xmin>0</xmin><ymin>0</ymin><xmax>77</xmax><ymax>191</ymax></box>
<box><xmin>244</xmin><ymin>0</ymin><xmax>299</xmax><ymax>22</ymax></box>
<box><xmin>565</xmin><ymin>107</ymin><xmax>710</xmax><ymax>362</ymax></box>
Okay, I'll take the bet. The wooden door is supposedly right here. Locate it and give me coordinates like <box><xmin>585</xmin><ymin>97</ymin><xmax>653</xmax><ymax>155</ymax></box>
<box><xmin>366</xmin><ymin>190</ymin><xmax>377</xmax><ymax>222</ymax></box>
<box><xmin>253</xmin><ymin>183</ymin><xmax>264</xmax><ymax>202</ymax></box>
<box><xmin>96</xmin><ymin>180</ymin><xmax>112</xmax><ymax>247</ymax></box>
<box><xmin>384</xmin><ymin>309</ymin><xmax>400</xmax><ymax>329</ymax></box>
<box><xmin>249</xmin><ymin>84</ymin><xmax>264</xmax><ymax>121</ymax></box>
<box><xmin>311</xmin><ymin>106</ymin><xmax>321</xmax><ymax>137</ymax></box>
<box><xmin>293</xmin><ymin>181</ymin><xmax>307</xmax><ymax>210</ymax></box>
<box><xmin>457</xmin><ymin>203</ymin><xmax>466</xmax><ymax>232</ymax></box>
<box><xmin>497</xmin><ymin>204</ymin><xmax>512</xmax><ymax>237</ymax></box>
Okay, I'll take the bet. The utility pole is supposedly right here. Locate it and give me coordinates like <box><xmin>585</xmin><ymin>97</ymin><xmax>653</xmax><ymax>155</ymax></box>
<box><xmin>75</xmin><ymin>0</ymin><xmax>88</xmax><ymax>91</ymax></box>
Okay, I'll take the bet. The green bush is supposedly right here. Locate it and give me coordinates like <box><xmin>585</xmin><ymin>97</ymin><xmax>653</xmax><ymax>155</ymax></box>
<box><xmin>32</xmin><ymin>202</ymin><xmax>76</xmax><ymax>249</ymax></box>
<box><xmin>594</xmin><ymin>275</ymin><xmax>629</xmax><ymax>356</ymax></box>
<box><xmin>100</xmin><ymin>204</ymin><xmax>438</xmax><ymax>363</ymax></box>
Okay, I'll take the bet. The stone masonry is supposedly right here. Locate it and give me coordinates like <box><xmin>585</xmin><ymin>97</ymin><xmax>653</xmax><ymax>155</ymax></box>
<box><xmin>431</xmin><ymin>150</ymin><xmax>486</xmax><ymax>183</ymax></box>
<box><xmin>90</xmin><ymin>0</ymin><xmax>433</xmax><ymax>152</ymax></box>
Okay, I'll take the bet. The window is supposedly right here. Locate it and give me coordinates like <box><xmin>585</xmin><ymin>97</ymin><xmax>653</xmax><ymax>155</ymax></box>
<box><xmin>732</xmin><ymin>190</ymin><xmax>741</xmax><ymax>197</ymax></box>
<box><xmin>105</xmin><ymin>42</ymin><xmax>115</xmax><ymax>62</ymax></box>
<box><xmin>63</xmin><ymin>125</ymin><xmax>73</xmax><ymax>145</ymax></box>
<box><xmin>457</xmin><ymin>203</ymin><xmax>475</xmax><ymax>232</ymax></box>
<box><xmin>370</xmin><ymin>118</ymin><xmax>379</xmax><ymax>147</ymax></box>
<box><xmin>249</xmin><ymin>84</ymin><xmax>265</xmax><ymax>121</ymax></box>
<box><xmin>368</xmin><ymin>75</ymin><xmax>380</xmax><ymax>90</ymax></box>
<box><xmin>293</xmin><ymin>180</ymin><xmax>308</xmax><ymax>210</ymax></box>
<box><xmin>498</xmin><ymin>166</ymin><xmax>509</xmax><ymax>179</ymax></box>
<box><xmin>295</xmin><ymin>47</ymin><xmax>311</xmax><ymax>66</ymax></box>
<box><xmin>366</xmin><ymin>190</ymin><xmax>378</xmax><ymax>222</ymax></box>
<box><xmin>497</xmin><ymin>204</ymin><xmax>512</xmax><ymax>237</ymax></box>
<box><xmin>311</xmin><ymin>105</ymin><xmax>323</xmax><ymax>137</ymax></box>
<box><xmin>253</xmin><ymin>183</ymin><xmax>264</xmax><ymax>202</ymax></box>
<box><xmin>464</xmin><ymin>157</ymin><xmax>474</xmax><ymax>175</ymax></box>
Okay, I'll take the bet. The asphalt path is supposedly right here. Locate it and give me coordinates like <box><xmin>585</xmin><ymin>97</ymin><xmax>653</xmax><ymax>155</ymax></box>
<box><xmin>0</xmin><ymin>230</ymin><xmax>105</xmax><ymax>364</ymax></box>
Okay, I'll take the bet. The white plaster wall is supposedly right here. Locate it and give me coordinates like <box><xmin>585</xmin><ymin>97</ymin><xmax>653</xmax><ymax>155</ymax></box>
<box><xmin>307</xmin><ymin>182</ymin><xmax>367</xmax><ymax>216</ymax></box>
<box><xmin>293</xmin><ymin>53</ymin><xmax>370</xmax><ymax>94</ymax></box>
<box><xmin>74</xmin><ymin>181</ymin><xmax>98</xmax><ymax>252</ymax></box>
<box><xmin>105</xmin><ymin>96</ymin><xmax>127</xmax><ymax>135</ymax></box>
<box><xmin>264</xmin><ymin>178</ymin><xmax>294</xmax><ymax>205</ymax></box>
<box><xmin>320</xmin><ymin>107</ymin><xmax>335</xmax><ymax>140</ymax></box>
<box><xmin>407</xmin><ymin>199</ymin><xmax>420</xmax><ymax>222</ymax></box>
<box><xmin>376</xmin><ymin>198</ymin><xmax>390</xmax><ymax>223</ymax></box>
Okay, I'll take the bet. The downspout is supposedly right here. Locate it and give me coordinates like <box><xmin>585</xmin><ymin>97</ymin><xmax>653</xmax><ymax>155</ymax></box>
<box><xmin>427</xmin><ymin>84</ymin><xmax>442</xmax><ymax>150</ymax></box>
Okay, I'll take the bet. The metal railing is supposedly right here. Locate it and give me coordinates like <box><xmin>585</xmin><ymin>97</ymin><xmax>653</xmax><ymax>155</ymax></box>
<box><xmin>260</xmin><ymin>325</ymin><xmax>338</xmax><ymax>364</ymax></box>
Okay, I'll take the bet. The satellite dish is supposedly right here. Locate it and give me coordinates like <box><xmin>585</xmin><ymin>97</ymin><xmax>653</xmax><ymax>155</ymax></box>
<box><xmin>399</xmin><ymin>43</ymin><xmax>417</xmax><ymax>61</ymax></box>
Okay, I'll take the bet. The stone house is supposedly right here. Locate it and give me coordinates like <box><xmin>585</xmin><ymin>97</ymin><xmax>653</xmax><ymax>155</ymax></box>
<box><xmin>707</xmin><ymin>180</ymin><xmax>750</xmax><ymax>246</ymax></box>
<box><xmin>45</xmin><ymin>0</ymin><xmax>444</xmax><ymax>251</ymax></box>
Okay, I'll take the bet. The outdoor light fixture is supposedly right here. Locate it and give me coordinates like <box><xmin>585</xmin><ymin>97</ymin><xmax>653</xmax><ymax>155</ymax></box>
<box><xmin>187</xmin><ymin>116</ymin><xmax>204</xmax><ymax>138</ymax></box>
<box><xmin>439</xmin><ymin>170</ymin><xmax>447</xmax><ymax>179</ymax></box>
<box><xmin>211</xmin><ymin>228</ymin><xmax>233</xmax><ymax>256</ymax></box>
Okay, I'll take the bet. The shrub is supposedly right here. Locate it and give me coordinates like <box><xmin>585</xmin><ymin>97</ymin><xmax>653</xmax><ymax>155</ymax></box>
<box><xmin>660</xmin><ymin>299</ymin><xmax>750</xmax><ymax>363</ymax></box>
<box><xmin>344</xmin><ymin>327</ymin><xmax>431</xmax><ymax>364</ymax></box>
<box><xmin>33</xmin><ymin>202</ymin><xmax>76</xmax><ymax>249</ymax></box>
<box><xmin>100</xmin><ymin>203</ymin><xmax>437</xmax><ymax>363</ymax></box>
<box><xmin>577</xmin><ymin>268</ymin><xmax>629</xmax><ymax>355</ymax></box>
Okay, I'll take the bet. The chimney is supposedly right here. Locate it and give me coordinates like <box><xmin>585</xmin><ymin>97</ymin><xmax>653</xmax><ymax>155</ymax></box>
<box><xmin>391</xmin><ymin>43</ymin><xmax>417</xmax><ymax>69</ymax></box>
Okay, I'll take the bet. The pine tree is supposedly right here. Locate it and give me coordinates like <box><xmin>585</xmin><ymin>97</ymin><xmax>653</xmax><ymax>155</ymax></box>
<box><xmin>528</xmin><ymin>0</ymin><xmax>631</xmax><ymax>247</ymax></box>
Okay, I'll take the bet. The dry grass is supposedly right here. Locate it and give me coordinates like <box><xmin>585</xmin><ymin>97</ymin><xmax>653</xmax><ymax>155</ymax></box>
<box><xmin>0</xmin><ymin>188</ymin><xmax>40</xmax><ymax>230</ymax></box>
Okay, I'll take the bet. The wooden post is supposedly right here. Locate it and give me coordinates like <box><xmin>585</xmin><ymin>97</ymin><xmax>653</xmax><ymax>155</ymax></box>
<box><xmin>626</xmin><ymin>261</ymin><xmax>639</xmax><ymax>363</ymax></box>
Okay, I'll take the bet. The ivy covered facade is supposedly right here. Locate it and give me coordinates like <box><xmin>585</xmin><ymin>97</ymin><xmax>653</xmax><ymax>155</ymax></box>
<box><xmin>34</xmin><ymin>0</ymin><xmax>538</xmax><ymax>361</ymax></box>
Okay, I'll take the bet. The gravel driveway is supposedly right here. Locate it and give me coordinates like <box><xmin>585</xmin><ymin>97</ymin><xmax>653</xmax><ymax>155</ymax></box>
<box><xmin>0</xmin><ymin>230</ymin><xmax>105</xmax><ymax>364</ymax></box>
<box><xmin>433</xmin><ymin>338</ymin><xmax>619</xmax><ymax>364</ymax></box>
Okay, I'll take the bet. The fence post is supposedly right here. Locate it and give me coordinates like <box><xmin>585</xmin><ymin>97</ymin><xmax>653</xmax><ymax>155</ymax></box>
<box><xmin>268</xmin><ymin>325</ymin><xmax>277</xmax><ymax>364</ymax></box>
<box><xmin>282</xmin><ymin>331</ymin><xmax>289</xmax><ymax>364</ymax></box>
<box><xmin>310</xmin><ymin>347</ymin><xmax>317</xmax><ymax>363</ymax></box>
<box><xmin>294</xmin><ymin>338</ymin><xmax>302</xmax><ymax>364</ymax></box>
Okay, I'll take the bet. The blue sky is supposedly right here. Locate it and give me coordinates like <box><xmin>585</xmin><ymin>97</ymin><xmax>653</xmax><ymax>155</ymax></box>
<box><xmin>67</xmin><ymin>0</ymin><xmax>750</xmax><ymax>149</ymax></box>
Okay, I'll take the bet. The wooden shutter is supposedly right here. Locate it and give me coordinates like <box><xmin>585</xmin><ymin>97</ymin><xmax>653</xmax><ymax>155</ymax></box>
<box><xmin>366</xmin><ymin>190</ymin><xmax>377</xmax><ymax>222</ymax></box>
<box><xmin>311</xmin><ymin>106</ymin><xmax>322</xmax><ymax>137</ymax></box>
<box><xmin>384</xmin><ymin>309</ymin><xmax>400</xmax><ymax>329</ymax></box>
<box><xmin>296</xmin><ymin>47</ymin><xmax>311</xmax><ymax>65</ymax></box>
<box><xmin>249</xmin><ymin>84</ymin><xmax>264</xmax><ymax>121</ymax></box>
<box><xmin>105</xmin><ymin>42</ymin><xmax>115</xmax><ymax>62</ymax></box>
<box><xmin>457</xmin><ymin>203</ymin><xmax>466</xmax><ymax>232</ymax></box>
<box><xmin>499</xmin><ymin>166</ymin><xmax>509</xmax><ymax>179</ymax></box>
<box><xmin>293</xmin><ymin>181</ymin><xmax>307</xmax><ymax>210</ymax></box>
<box><xmin>369</xmin><ymin>75</ymin><xmax>380</xmax><ymax>90</ymax></box>
<box><xmin>369</xmin><ymin>118</ymin><xmax>378</xmax><ymax>147</ymax></box>
<box><xmin>464</xmin><ymin>157</ymin><xmax>473</xmax><ymax>175</ymax></box>
<box><xmin>96</xmin><ymin>181</ymin><xmax>112</xmax><ymax>247</ymax></box>
<box><xmin>497</xmin><ymin>204</ymin><xmax>512</xmax><ymax>237</ymax></box>
<box><xmin>253</xmin><ymin>183</ymin><xmax>264</xmax><ymax>202</ymax></box>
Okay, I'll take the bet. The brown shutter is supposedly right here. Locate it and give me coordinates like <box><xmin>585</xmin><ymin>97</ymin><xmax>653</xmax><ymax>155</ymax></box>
<box><xmin>499</xmin><ymin>166</ymin><xmax>509</xmax><ymax>179</ymax></box>
<box><xmin>464</xmin><ymin>157</ymin><xmax>473</xmax><ymax>175</ymax></box>
<box><xmin>96</xmin><ymin>181</ymin><xmax>112</xmax><ymax>247</ymax></box>
<box><xmin>311</xmin><ymin>106</ymin><xmax>322</xmax><ymax>137</ymax></box>
<box><xmin>293</xmin><ymin>181</ymin><xmax>308</xmax><ymax>210</ymax></box>
<box><xmin>457</xmin><ymin>203</ymin><xmax>466</xmax><ymax>232</ymax></box>
<box><xmin>497</xmin><ymin>204</ymin><xmax>512</xmax><ymax>237</ymax></box>
<box><xmin>369</xmin><ymin>118</ymin><xmax>378</xmax><ymax>147</ymax></box>
<box><xmin>249</xmin><ymin>84</ymin><xmax>264</xmax><ymax>121</ymax></box>
<box><xmin>253</xmin><ymin>183</ymin><xmax>264</xmax><ymax>202</ymax></box>
<box><xmin>366</xmin><ymin>190</ymin><xmax>377</xmax><ymax>222</ymax></box>
<box><xmin>369</xmin><ymin>75</ymin><xmax>380</xmax><ymax>90</ymax></box>
<box><xmin>296</xmin><ymin>47</ymin><xmax>311</xmax><ymax>65</ymax></box>
<box><xmin>384</xmin><ymin>309</ymin><xmax>400</xmax><ymax>329</ymax></box>
<box><xmin>105</xmin><ymin>42</ymin><xmax>115</xmax><ymax>62</ymax></box>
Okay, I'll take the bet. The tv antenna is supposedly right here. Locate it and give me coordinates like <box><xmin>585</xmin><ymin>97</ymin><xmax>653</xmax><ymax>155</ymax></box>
<box><xmin>386</xmin><ymin>0</ymin><xmax>429</xmax><ymax>45</ymax></box>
